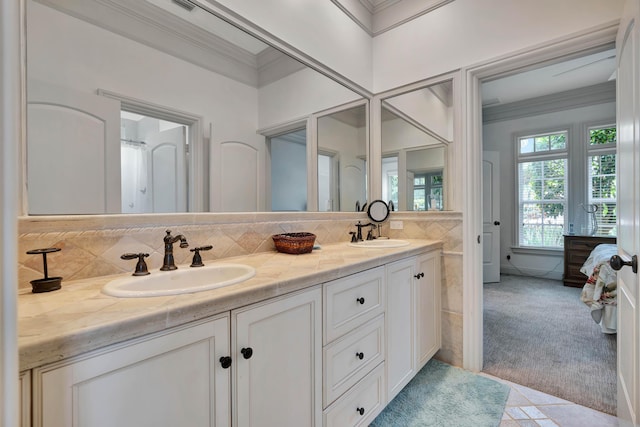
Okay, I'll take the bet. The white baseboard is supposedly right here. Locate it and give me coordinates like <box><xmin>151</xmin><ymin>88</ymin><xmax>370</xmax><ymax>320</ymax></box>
<box><xmin>500</xmin><ymin>265</ymin><xmax>563</xmax><ymax>281</ymax></box>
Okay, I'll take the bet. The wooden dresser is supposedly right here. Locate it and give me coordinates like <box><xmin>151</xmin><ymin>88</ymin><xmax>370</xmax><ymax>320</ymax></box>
<box><xmin>563</xmin><ymin>235</ymin><xmax>616</xmax><ymax>287</ymax></box>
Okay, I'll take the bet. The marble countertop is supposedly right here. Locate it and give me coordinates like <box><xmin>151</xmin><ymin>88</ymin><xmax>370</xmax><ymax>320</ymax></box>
<box><xmin>18</xmin><ymin>239</ymin><xmax>441</xmax><ymax>371</ymax></box>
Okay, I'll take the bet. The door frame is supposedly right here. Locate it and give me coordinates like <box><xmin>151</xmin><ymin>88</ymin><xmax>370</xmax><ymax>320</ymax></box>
<box><xmin>462</xmin><ymin>22</ymin><xmax>619</xmax><ymax>372</ymax></box>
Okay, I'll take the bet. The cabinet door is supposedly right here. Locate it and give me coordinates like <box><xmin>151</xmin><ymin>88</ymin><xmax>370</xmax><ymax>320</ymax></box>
<box><xmin>385</xmin><ymin>258</ymin><xmax>416</xmax><ymax>401</ymax></box>
<box><xmin>34</xmin><ymin>315</ymin><xmax>231</xmax><ymax>427</ymax></box>
<box><xmin>233</xmin><ymin>287</ymin><xmax>322</xmax><ymax>427</ymax></box>
<box><xmin>415</xmin><ymin>250</ymin><xmax>442</xmax><ymax>370</ymax></box>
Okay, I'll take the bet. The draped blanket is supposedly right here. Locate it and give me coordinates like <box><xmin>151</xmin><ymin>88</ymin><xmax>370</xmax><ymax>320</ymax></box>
<box><xmin>579</xmin><ymin>244</ymin><xmax>617</xmax><ymax>332</ymax></box>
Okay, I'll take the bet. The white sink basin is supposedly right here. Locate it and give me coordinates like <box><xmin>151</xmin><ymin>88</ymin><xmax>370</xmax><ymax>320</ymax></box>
<box><xmin>349</xmin><ymin>239</ymin><xmax>410</xmax><ymax>248</ymax></box>
<box><xmin>103</xmin><ymin>263</ymin><xmax>256</xmax><ymax>298</ymax></box>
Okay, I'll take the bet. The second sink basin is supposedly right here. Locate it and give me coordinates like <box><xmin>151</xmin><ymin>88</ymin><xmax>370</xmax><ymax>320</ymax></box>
<box><xmin>349</xmin><ymin>239</ymin><xmax>410</xmax><ymax>248</ymax></box>
<box><xmin>103</xmin><ymin>263</ymin><xmax>256</xmax><ymax>298</ymax></box>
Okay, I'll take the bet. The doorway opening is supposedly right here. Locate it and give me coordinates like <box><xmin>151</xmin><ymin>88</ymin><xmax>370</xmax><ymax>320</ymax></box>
<box><xmin>479</xmin><ymin>46</ymin><xmax>618</xmax><ymax>415</ymax></box>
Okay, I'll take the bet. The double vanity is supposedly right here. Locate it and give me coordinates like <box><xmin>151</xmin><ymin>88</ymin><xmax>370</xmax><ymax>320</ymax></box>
<box><xmin>18</xmin><ymin>238</ymin><xmax>442</xmax><ymax>427</ymax></box>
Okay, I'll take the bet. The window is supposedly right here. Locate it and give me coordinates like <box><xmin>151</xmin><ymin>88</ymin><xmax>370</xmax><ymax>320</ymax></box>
<box><xmin>587</xmin><ymin>126</ymin><xmax>616</xmax><ymax>236</ymax></box>
<box><xmin>517</xmin><ymin>131</ymin><xmax>568</xmax><ymax>248</ymax></box>
<box><xmin>413</xmin><ymin>172</ymin><xmax>443</xmax><ymax>211</ymax></box>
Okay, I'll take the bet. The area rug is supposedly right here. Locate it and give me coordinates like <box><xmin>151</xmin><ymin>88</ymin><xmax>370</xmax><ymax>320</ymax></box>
<box><xmin>483</xmin><ymin>274</ymin><xmax>616</xmax><ymax>415</ymax></box>
<box><xmin>370</xmin><ymin>359</ymin><xmax>509</xmax><ymax>427</ymax></box>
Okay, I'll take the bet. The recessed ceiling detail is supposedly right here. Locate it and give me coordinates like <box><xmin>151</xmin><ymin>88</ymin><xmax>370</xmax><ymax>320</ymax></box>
<box><xmin>332</xmin><ymin>0</ymin><xmax>454</xmax><ymax>36</ymax></box>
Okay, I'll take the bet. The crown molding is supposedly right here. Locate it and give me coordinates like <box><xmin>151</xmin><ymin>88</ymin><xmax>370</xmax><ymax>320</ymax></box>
<box><xmin>332</xmin><ymin>0</ymin><xmax>454</xmax><ymax>36</ymax></box>
<box><xmin>482</xmin><ymin>80</ymin><xmax>616</xmax><ymax>124</ymax></box>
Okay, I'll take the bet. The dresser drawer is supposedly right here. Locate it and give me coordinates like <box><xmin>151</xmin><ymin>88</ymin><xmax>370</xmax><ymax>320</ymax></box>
<box><xmin>324</xmin><ymin>267</ymin><xmax>385</xmax><ymax>344</ymax></box>
<box><xmin>323</xmin><ymin>315</ymin><xmax>385</xmax><ymax>407</ymax></box>
<box><xmin>323</xmin><ymin>362</ymin><xmax>385</xmax><ymax>427</ymax></box>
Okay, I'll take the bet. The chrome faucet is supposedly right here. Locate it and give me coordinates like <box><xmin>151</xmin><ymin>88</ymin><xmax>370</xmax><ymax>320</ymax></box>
<box><xmin>161</xmin><ymin>230</ymin><xmax>188</xmax><ymax>271</ymax></box>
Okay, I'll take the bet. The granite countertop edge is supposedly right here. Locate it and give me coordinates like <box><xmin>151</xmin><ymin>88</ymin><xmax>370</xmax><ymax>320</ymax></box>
<box><xmin>18</xmin><ymin>239</ymin><xmax>442</xmax><ymax>371</ymax></box>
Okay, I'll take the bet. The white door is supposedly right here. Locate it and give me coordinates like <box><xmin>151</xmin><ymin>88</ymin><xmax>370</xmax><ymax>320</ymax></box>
<box><xmin>27</xmin><ymin>81</ymin><xmax>121</xmax><ymax>214</ymax></box>
<box><xmin>616</xmin><ymin>2</ymin><xmax>640</xmax><ymax>424</ymax></box>
<box><xmin>149</xmin><ymin>126</ymin><xmax>187</xmax><ymax>213</ymax></box>
<box><xmin>482</xmin><ymin>151</ymin><xmax>501</xmax><ymax>283</ymax></box>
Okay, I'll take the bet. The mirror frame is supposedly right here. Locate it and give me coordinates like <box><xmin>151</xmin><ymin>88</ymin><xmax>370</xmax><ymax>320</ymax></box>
<box><xmin>370</xmin><ymin>73</ymin><xmax>458</xmax><ymax>210</ymax></box>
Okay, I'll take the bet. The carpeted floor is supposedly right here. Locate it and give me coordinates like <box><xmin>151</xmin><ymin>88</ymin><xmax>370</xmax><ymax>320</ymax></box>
<box><xmin>483</xmin><ymin>274</ymin><xmax>616</xmax><ymax>415</ymax></box>
<box><xmin>371</xmin><ymin>359</ymin><xmax>509</xmax><ymax>427</ymax></box>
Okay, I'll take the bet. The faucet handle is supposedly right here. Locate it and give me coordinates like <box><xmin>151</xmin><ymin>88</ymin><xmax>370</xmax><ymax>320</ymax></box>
<box><xmin>121</xmin><ymin>253</ymin><xmax>150</xmax><ymax>276</ymax></box>
<box><xmin>190</xmin><ymin>245</ymin><xmax>213</xmax><ymax>267</ymax></box>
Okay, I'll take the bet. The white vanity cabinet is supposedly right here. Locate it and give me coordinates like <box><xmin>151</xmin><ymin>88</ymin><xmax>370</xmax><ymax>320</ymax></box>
<box><xmin>232</xmin><ymin>286</ymin><xmax>322</xmax><ymax>427</ymax></box>
<box><xmin>385</xmin><ymin>250</ymin><xmax>441</xmax><ymax>401</ymax></box>
<box><xmin>33</xmin><ymin>314</ymin><xmax>232</xmax><ymax>427</ymax></box>
<box><xmin>32</xmin><ymin>287</ymin><xmax>322</xmax><ymax>427</ymax></box>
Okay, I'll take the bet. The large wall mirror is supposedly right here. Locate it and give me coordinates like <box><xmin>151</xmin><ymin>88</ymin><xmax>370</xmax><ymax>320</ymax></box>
<box><xmin>379</xmin><ymin>79</ymin><xmax>452</xmax><ymax>211</ymax></box>
<box><xmin>25</xmin><ymin>0</ymin><xmax>364</xmax><ymax>214</ymax></box>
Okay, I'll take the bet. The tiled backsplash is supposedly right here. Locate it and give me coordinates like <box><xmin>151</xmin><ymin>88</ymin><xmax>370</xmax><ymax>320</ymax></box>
<box><xmin>18</xmin><ymin>210</ymin><xmax>463</xmax><ymax>365</ymax></box>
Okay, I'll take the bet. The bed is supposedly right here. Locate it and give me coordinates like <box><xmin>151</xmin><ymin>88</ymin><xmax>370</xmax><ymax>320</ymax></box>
<box><xmin>579</xmin><ymin>243</ymin><xmax>618</xmax><ymax>334</ymax></box>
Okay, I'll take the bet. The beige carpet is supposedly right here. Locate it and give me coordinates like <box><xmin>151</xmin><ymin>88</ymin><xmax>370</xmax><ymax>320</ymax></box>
<box><xmin>483</xmin><ymin>274</ymin><xmax>616</xmax><ymax>415</ymax></box>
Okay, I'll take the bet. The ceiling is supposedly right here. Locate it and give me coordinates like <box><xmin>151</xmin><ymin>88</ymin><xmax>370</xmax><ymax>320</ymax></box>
<box><xmin>481</xmin><ymin>48</ymin><xmax>616</xmax><ymax>107</ymax></box>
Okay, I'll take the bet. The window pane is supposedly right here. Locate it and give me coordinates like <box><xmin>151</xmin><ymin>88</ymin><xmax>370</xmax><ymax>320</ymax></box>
<box><xmin>413</xmin><ymin>188</ymin><xmax>425</xmax><ymax>210</ymax></box>
<box><xmin>550</xmin><ymin>133</ymin><xmax>566</xmax><ymax>150</ymax></box>
<box><xmin>520</xmin><ymin>137</ymin><xmax>535</xmax><ymax>154</ymax></box>
<box><xmin>589</xmin><ymin>127</ymin><xmax>616</xmax><ymax>145</ymax></box>
<box><xmin>518</xmin><ymin>156</ymin><xmax>567</xmax><ymax>248</ymax></box>
<box><xmin>588</xmin><ymin>153</ymin><xmax>617</xmax><ymax>236</ymax></box>
<box><xmin>534</xmin><ymin>136</ymin><xmax>549</xmax><ymax>151</ymax></box>
<box><xmin>519</xmin><ymin>131</ymin><xmax>567</xmax><ymax>155</ymax></box>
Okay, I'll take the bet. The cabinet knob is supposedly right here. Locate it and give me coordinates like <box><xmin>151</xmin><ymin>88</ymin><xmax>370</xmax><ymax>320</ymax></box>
<box><xmin>356</xmin><ymin>407</ymin><xmax>365</xmax><ymax>416</ymax></box>
<box><xmin>356</xmin><ymin>352</ymin><xmax>364</xmax><ymax>360</ymax></box>
<box><xmin>241</xmin><ymin>347</ymin><xmax>253</xmax><ymax>359</ymax></box>
<box><xmin>494</xmin><ymin>221</ymin><xmax>501</xmax><ymax>226</ymax></box>
<box><xmin>610</xmin><ymin>254</ymin><xmax>638</xmax><ymax>273</ymax></box>
<box><xmin>219</xmin><ymin>356</ymin><xmax>232</xmax><ymax>369</ymax></box>
<box><xmin>356</xmin><ymin>297</ymin><xmax>365</xmax><ymax>305</ymax></box>
<box><xmin>414</xmin><ymin>272</ymin><xmax>424</xmax><ymax>279</ymax></box>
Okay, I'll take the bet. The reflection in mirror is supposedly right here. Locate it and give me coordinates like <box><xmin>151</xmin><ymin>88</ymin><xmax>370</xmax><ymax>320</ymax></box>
<box><xmin>25</xmin><ymin>0</ymin><xmax>363</xmax><ymax>214</ymax></box>
<box><xmin>269</xmin><ymin>129</ymin><xmax>307</xmax><ymax>211</ymax></box>
<box><xmin>380</xmin><ymin>80</ymin><xmax>452</xmax><ymax>211</ymax></box>
<box><xmin>120</xmin><ymin>111</ymin><xmax>188</xmax><ymax>213</ymax></box>
<box><xmin>317</xmin><ymin>103</ymin><xmax>367</xmax><ymax>212</ymax></box>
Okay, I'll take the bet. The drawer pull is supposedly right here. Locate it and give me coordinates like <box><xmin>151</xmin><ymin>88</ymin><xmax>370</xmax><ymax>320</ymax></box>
<box><xmin>356</xmin><ymin>407</ymin><xmax>365</xmax><ymax>416</ymax></box>
<box><xmin>241</xmin><ymin>347</ymin><xmax>253</xmax><ymax>359</ymax></box>
<box><xmin>356</xmin><ymin>297</ymin><xmax>365</xmax><ymax>305</ymax></box>
<box><xmin>356</xmin><ymin>352</ymin><xmax>364</xmax><ymax>360</ymax></box>
<box><xmin>414</xmin><ymin>272</ymin><xmax>424</xmax><ymax>279</ymax></box>
<box><xmin>219</xmin><ymin>356</ymin><xmax>232</xmax><ymax>369</ymax></box>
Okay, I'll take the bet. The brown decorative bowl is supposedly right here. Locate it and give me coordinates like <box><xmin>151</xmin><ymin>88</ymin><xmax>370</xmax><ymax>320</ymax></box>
<box><xmin>272</xmin><ymin>232</ymin><xmax>316</xmax><ymax>254</ymax></box>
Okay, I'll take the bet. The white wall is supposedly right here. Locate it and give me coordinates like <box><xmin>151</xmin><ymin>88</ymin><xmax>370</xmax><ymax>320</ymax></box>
<box><xmin>385</xmin><ymin>86</ymin><xmax>453</xmax><ymax>141</ymax></box>
<box><xmin>213</xmin><ymin>0</ymin><xmax>373</xmax><ymax>91</ymax></box>
<box><xmin>483</xmin><ymin>101</ymin><xmax>616</xmax><ymax>278</ymax></box>
<box><xmin>258</xmin><ymin>68</ymin><xmax>361</xmax><ymax>129</ymax></box>
<box><xmin>372</xmin><ymin>0</ymin><xmax>624</xmax><ymax>93</ymax></box>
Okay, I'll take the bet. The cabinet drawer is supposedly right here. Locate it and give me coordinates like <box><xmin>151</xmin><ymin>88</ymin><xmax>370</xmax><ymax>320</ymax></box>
<box><xmin>323</xmin><ymin>362</ymin><xmax>385</xmax><ymax>427</ymax></box>
<box><xmin>324</xmin><ymin>267</ymin><xmax>385</xmax><ymax>344</ymax></box>
<box><xmin>323</xmin><ymin>315</ymin><xmax>385</xmax><ymax>407</ymax></box>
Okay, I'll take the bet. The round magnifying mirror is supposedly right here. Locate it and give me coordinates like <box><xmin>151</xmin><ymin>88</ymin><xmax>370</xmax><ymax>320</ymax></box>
<box><xmin>367</xmin><ymin>200</ymin><xmax>390</xmax><ymax>223</ymax></box>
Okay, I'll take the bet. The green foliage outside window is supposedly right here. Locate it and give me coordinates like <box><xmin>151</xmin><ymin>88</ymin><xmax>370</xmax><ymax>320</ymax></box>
<box><xmin>589</xmin><ymin>127</ymin><xmax>616</xmax><ymax>145</ymax></box>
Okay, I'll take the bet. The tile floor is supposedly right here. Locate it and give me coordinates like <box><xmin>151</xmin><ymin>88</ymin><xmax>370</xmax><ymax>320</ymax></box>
<box><xmin>480</xmin><ymin>374</ymin><xmax>619</xmax><ymax>427</ymax></box>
